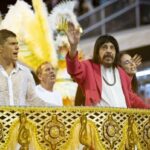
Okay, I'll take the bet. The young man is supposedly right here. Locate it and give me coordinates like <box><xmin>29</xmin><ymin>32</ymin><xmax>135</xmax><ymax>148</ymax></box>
<box><xmin>0</xmin><ymin>29</ymin><xmax>49</xmax><ymax>106</ymax></box>
<box><xmin>65</xmin><ymin>22</ymin><xmax>149</xmax><ymax>109</ymax></box>
<box><xmin>36</xmin><ymin>62</ymin><xmax>63</xmax><ymax>106</ymax></box>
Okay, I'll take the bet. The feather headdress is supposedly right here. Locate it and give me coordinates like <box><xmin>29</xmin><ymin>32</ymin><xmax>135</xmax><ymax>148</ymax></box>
<box><xmin>49</xmin><ymin>1</ymin><xmax>81</xmax><ymax>103</ymax></box>
<box><xmin>49</xmin><ymin>0</ymin><xmax>81</xmax><ymax>33</ymax></box>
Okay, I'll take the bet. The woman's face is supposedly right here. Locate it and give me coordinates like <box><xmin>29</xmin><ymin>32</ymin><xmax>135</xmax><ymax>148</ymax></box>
<box><xmin>120</xmin><ymin>54</ymin><xmax>137</xmax><ymax>76</ymax></box>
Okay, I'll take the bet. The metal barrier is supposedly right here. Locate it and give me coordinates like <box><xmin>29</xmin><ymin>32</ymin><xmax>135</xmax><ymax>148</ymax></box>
<box><xmin>78</xmin><ymin>0</ymin><xmax>150</xmax><ymax>38</ymax></box>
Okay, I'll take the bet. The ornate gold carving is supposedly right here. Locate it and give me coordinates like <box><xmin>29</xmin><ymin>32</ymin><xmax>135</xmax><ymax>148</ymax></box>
<box><xmin>125</xmin><ymin>115</ymin><xmax>138</xmax><ymax>150</ymax></box>
<box><xmin>0</xmin><ymin>107</ymin><xmax>149</xmax><ymax>149</ymax></box>
<box><xmin>44</xmin><ymin>114</ymin><xmax>65</xmax><ymax>150</ymax></box>
<box><xmin>103</xmin><ymin>114</ymin><xmax>119</xmax><ymax>149</ymax></box>
<box><xmin>143</xmin><ymin>117</ymin><xmax>150</xmax><ymax>149</ymax></box>
<box><xmin>18</xmin><ymin>113</ymin><xmax>30</xmax><ymax>150</ymax></box>
<box><xmin>0</xmin><ymin>122</ymin><xmax>3</xmax><ymax>141</ymax></box>
<box><xmin>79</xmin><ymin>114</ymin><xmax>93</xmax><ymax>149</ymax></box>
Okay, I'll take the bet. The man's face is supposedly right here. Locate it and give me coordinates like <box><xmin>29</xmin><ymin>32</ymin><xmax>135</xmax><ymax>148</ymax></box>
<box><xmin>0</xmin><ymin>37</ymin><xmax>19</xmax><ymax>63</ymax></box>
<box><xmin>99</xmin><ymin>42</ymin><xmax>116</xmax><ymax>67</ymax></box>
<box><xmin>120</xmin><ymin>54</ymin><xmax>136</xmax><ymax>76</ymax></box>
<box><xmin>39</xmin><ymin>63</ymin><xmax>56</xmax><ymax>85</ymax></box>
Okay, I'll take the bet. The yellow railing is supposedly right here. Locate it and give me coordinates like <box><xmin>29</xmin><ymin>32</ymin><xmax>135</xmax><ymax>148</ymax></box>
<box><xmin>0</xmin><ymin>106</ymin><xmax>149</xmax><ymax>150</ymax></box>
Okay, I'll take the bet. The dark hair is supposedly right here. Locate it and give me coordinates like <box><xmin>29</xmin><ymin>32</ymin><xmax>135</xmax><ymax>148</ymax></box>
<box><xmin>132</xmin><ymin>75</ymin><xmax>138</xmax><ymax>93</ymax></box>
<box><xmin>0</xmin><ymin>29</ymin><xmax>16</xmax><ymax>44</ymax></box>
<box><xmin>92</xmin><ymin>34</ymin><xmax>119</xmax><ymax>67</ymax></box>
<box><xmin>118</xmin><ymin>52</ymin><xmax>126</xmax><ymax>66</ymax></box>
<box><xmin>31</xmin><ymin>70</ymin><xmax>40</xmax><ymax>85</ymax></box>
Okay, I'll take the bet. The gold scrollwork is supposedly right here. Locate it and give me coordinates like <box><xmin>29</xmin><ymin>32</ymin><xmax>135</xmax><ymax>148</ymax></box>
<box><xmin>18</xmin><ymin>113</ymin><xmax>30</xmax><ymax>150</ymax></box>
<box><xmin>103</xmin><ymin>114</ymin><xmax>119</xmax><ymax>149</ymax></box>
<box><xmin>143</xmin><ymin>117</ymin><xmax>150</xmax><ymax>149</ymax></box>
<box><xmin>79</xmin><ymin>114</ymin><xmax>93</xmax><ymax>149</ymax></box>
<box><xmin>79</xmin><ymin>114</ymin><xmax>105</xmax><ymax>150</ymax></box>
<box><xmin>125</xmin><ymin>115</ymin><xmax>138</xmax><ymax>150</ymax></box>
<box><xmin>0</xmin><ymin>107</ymin><xmax>149</xmax><ymax>150</ymax></box>
<box><xmin>0</xmin><ymin>122</ymin><xmax>3</xmax><ymax>141</ymax></box>
<box><xmin>44</xmin><ymin>114</ymin><xmax>65</xmax><ymax>150</ymax></box>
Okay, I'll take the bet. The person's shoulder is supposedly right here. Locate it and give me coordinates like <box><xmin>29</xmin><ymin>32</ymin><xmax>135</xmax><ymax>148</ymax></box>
<box><xmin>53</xmin><ymin>90</ymin><xmax>61</xmax><ymax>97</ymax></box>
<box><xmin>117</xmin><ymin>66</ymin><xmax>131</xmax><ymax>81</ymax></box>
<box><xmin>17</xmin><ymin>63</ymin><xmax>31</xmax><ymax>73</ymax></box>
<box><xmin>35</xmin><ymin>84</ymin><xmax>41</xmax><ymax>90</ymax></box>
<box><xmin>17</xmin><ymin>63</ymin><xmax>34</xmax><ymax>80</ymax></box>
<box><xmin>118</xmin><ymin>66</ymin><xmax>127</xmax><ymax>74</ymax></box>
<box><xmin>53</xmin><ymin>91</ymin><xmax>62</xmax><ymax>99</ymax></box>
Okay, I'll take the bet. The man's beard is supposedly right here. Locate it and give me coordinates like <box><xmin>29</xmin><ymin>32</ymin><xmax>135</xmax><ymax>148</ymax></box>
<box><xmin>101</xmin><ymin>55</ymin><xmax>115</xmax><ymax>67</ymax></box>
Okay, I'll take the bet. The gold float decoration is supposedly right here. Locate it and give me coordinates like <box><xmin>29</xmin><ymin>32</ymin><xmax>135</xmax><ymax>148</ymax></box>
<box><xmin>79</xmin><ymin>114</ymin><xmax>102</xmax><ymax>149</ymax></box>
<box><xmin>44</xmin><ymin>114</ymin><xmax>65</xmax><ymax>150</ymax></box>
<box><xmin>103</xmin><ymin>114</ymin><xmax>119</xmax><ymax>149</ymax></box>
<box><xmin>0</xmin><ymin>122</ymin><xmax>3</xmax><ymax>141</ymax></box>
<box><xmin>125</xmin><ymin>115</ymin><xmax>139</xmax><ymax>150</ymax></box>
<box><xmin>18</xmin><ymin>113</ymin><xmax>30</xmax><ymax>150</ymax></box>
<box><xmin>0</xmin><ymin>106</ymin><xmax>149</xmax><ymax>150</ymax></box>
<box><xmin>143</xmin><ymin>117</ymin><xmax>150</xmax><ymax>149</ymax></box>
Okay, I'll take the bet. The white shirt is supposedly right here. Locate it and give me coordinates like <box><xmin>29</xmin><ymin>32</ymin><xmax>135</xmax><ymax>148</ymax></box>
<box><xmin>0</xmin><ymin>63</ymin><xmax>48</xmax><ymax>106</ymax></box>
<box><xmin>36</xmin><ymin>85</ymin><xmax>63</xmax><ymax>106</ymax></box>
<box><xmin>97</xmin><ymin>65</ymin><xmax>127</xmax><ymax>108</ymax></box>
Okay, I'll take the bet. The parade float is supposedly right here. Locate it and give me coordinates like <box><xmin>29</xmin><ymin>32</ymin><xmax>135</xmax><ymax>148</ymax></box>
<box><xmin>0</xmin><ymin>0</ymin><xmax>149</xmax><ymax>150</ymax></box>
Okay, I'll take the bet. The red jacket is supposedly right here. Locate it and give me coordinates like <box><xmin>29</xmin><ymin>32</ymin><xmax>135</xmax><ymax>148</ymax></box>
<box><xmin>66</xmin><ymin>53</ymin><xmax>149</xmax><ymax>109</ymax></box>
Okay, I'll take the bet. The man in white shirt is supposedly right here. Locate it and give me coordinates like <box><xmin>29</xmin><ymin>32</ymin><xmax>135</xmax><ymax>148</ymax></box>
<box><xmin>0</xmin><ymin>29</ymin><xmax>50</xmax><ymax>106</ymax></box>
<box><xmin>36</xmin><ymin>62</ymin><xmax>63</xmax><ymax>106</ymax></box>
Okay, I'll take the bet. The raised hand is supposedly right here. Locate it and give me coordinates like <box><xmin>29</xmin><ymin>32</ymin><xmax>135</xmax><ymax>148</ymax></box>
<box><xmin>65</xmin><ymin>22</ymin><xmax>81</xmax><ymax>58</ymax></box>
<box><xmin>132</xmin><ymin>54</ymin><xmax>142</xmax><ymax>67</ymax></box>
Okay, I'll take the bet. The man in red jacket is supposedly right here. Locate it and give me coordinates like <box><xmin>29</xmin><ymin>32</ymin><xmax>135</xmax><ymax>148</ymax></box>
<box><xmin>65</xmin><ymin>22</ymin><xmax>149</xmax><ymax>109</ymax></box>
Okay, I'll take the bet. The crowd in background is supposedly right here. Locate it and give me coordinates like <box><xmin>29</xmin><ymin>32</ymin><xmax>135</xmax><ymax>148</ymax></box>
<box><xmin>45</xmin><ymin>0</ymin><xmax>109</xmax><ymax>15</ymax></box>
<box><xmin>0</xmin><ymin>0</ymin><xmax>108</xmax><ymax>19</ymax></box>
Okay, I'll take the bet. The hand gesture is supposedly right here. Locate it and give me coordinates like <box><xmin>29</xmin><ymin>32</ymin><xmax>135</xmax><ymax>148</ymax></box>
<box><xmin>132</xmin><ymin>54</ymin><xmax>142</xmax><ymax>67</ymax></box>
<box><xmin>65</xmin><ymin>22</ymin><xmax>81</xmax><ymax>51</ymax></box>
